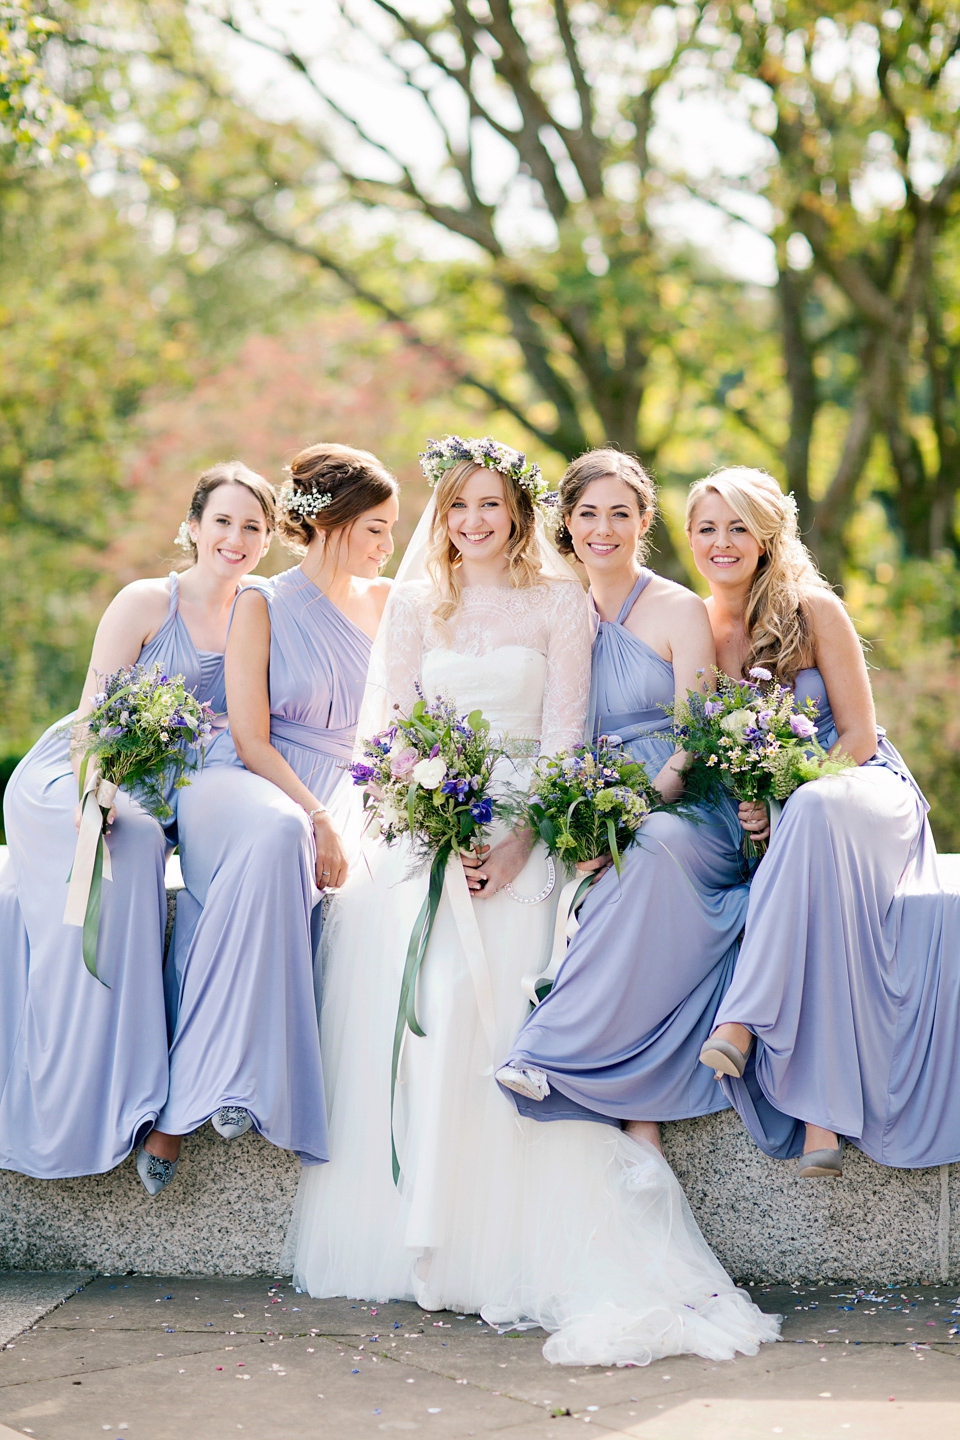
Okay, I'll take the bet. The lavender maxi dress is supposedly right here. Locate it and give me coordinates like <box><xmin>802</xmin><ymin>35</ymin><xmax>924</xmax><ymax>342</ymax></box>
<box><xmin>716</xmin><ymin>667</ymin><xmax>960</xmax><ymax>1168</ymax></box>
<box><xmin>0</xmin><ymin>574</ymin><xmax>227</xmax><ymax>1178</ymax></box>
<box><xmin>501</xmin><ymin>571</ymin><xmax>749</xmax><ymax>1125</ymax></box>
<box><xmin>156</xmin><ymin>567</ymin><xmax>371</xmax><ymax>1163</ymax></box>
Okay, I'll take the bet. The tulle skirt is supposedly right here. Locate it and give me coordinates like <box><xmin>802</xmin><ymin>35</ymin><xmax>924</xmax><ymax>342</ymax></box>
<box><xmin>288</xmin><ymin>799</ymin><xmax>780</xmax><ymax>1366</ymax></box>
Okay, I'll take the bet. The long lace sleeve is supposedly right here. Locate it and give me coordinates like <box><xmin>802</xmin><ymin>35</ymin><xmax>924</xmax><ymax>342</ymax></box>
<box><xmin>382</xmin><ymin>581</ymin><xmax>427</xmax><ymax>716</ymax></box>
<box><xmin>539</xmin><ymin>580</ymin><xmax>592</xmax><ymax>756</ymax></box>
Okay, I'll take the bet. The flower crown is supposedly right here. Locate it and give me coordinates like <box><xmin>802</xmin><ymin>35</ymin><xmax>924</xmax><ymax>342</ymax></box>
<box><xmin>418</xmin><ymin>435</ymin><xmax>546</xmax><ymax>503</ymax></box>
<box><xmin>277</xmin><ymin>480</ymin><xmax>333</xmax><ymax>518</ymax></box>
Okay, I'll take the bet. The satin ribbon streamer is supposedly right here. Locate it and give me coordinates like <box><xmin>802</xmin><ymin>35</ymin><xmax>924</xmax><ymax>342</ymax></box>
<box><xmin>63</xmin><ymin>764</ymin><xmax>118</xmax><ymax>985</ymax></box>
<box><xmin>520</xmin><ymin>872</ymin><xmax>593</xmax><ymax>1007</ymax></box>
<box><xmin>389</xmin><ymin>844</ymin><xmax>499</xmax><ymax>1187</ymax></box>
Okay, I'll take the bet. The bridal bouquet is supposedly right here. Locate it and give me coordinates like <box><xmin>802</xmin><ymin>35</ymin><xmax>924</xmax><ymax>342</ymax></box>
<box><xmin>65</xmin><ymin>664</ymin><xmax>215</xmax><ymax>982</ymax></box>
<box><xmin>671</xmin><ymin>667</ymin><xmax>853</xmax><ymax>858</ymax></box>
<box><xmin>350</xmin><ymin>689</ymin><xmax>507</xmax><ymax>1182</ymax></box>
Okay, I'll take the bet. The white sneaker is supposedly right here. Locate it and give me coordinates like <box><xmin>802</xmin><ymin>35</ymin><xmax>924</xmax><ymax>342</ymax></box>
<box><xmin>495</xmin><ymin>1064</ymin><xmax>551</xmax><ymax>1102</ymax></box>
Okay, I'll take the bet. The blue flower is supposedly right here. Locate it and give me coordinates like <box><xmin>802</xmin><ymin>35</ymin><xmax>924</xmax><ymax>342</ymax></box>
<box><xmin>469</xmin><ymin>797</ymin><xmax>493</xmax><ymax>824</ymax></box>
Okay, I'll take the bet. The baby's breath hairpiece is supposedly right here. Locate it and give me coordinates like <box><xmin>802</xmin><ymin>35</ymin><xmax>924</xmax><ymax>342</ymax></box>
<box><xmin>418</xmin><ymin>435</ymin><xmax>546</xmax><ymax>504</ymax></box>
<box><xmin>277</xmin><ymin>481</ymin><xmax>334</xmax><ymax>518</ymax></box>
<box><xmin>174</xmin><ymin>519</ymin><xmax>194</xmax><ymax>551</ymax></box>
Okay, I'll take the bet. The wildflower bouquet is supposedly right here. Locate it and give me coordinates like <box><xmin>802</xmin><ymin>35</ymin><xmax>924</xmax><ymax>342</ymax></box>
<box><xmin>350</xmin><ymin>690</ymin><xmax>508</xmax><ymax>1182</ymax></box>
<box><xmin>671</xmin><ymin>666</ymin><xmax>853</xmax><ymax>858</ymax></box>
<box><xmin>505</xmin><ymin>737</ymin><xmax>660</xmax><ymax>1004</ymax></box>
<box><xmin>521</xmin><ymin>738</ymin><xmax>658</xmax><ymax>875</ymax></box>
<box><xmin>65</xmin><ymin>664</ymin><xmax>215</xmax><ymax>982</ymax></box>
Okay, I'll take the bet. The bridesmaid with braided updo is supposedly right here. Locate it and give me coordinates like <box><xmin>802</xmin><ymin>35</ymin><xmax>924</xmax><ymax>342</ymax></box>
<box><xmin>138</xmin><ymin>443</ymin><xmax>398</xmax><ymax>1194</ymax></box>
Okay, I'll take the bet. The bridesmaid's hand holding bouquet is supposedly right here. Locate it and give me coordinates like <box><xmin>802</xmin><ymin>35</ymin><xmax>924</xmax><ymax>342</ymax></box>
<box><xmin>671</xmin><ymin>667</ymin><xmax>853</xmax><ymax>858</ymax></box>
<box><xmin>520</xmin><ymin>737</ymin><xmax>657</xmax><ymax>879</ymax></box>
<box><xmin>65</xmin><ymin>663</ymin><xmax>215</xmax><ymax>981</ymax></box>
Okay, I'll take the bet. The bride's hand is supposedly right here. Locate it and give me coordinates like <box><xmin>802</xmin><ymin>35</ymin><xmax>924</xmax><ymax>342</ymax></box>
<box><xmin>313</xmin><ymin>812</ymin><xmax>348</xmax><ymax>889</ymax></box>
<box><xmin>465</xmin><ymin>827</ymin><xmax>535</xmax><ymax>899</ymax></box>
<box><xmin>738</xmin><ymin>801</ymin><xmax>770</xmax><ymax>842</ymax></box>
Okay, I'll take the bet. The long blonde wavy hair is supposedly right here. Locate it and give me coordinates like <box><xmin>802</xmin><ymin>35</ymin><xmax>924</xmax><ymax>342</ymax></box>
<box><xmin>425</xmin><ymin>458</ymin><xmax>542</xmax><ymax>629</ymax></box>
<box><xmin>685</xmin><ymin>467</ymin><xmax>831</xmax><ymax>684</ymax></box>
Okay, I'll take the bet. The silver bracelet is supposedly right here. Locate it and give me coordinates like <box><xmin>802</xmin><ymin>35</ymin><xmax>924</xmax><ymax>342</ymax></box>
<box><xmin>307</xmin><ymin>806</ymin><xmax>326</xmax><ymax>825</ymax></box>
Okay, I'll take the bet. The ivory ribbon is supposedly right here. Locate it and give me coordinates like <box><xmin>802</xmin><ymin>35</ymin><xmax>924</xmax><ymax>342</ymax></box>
<box><xmin>443</xmin><ymin>850</ymin><xmax>499</xmax><ymax>1066</ymax></box>
<box><xmin>520</xmin><ymin>873</ymin><xmax>588</xmax><ymax>1007</ymax></box>
<box><xmin>63</xmin><ymin>770</ymin><xmax>117</xmax><ymax>928</ymax></box>
<box><xmin>767</xmin><ymin>798</ymin><xmax>783</xmax><ymax>845</ymax></box>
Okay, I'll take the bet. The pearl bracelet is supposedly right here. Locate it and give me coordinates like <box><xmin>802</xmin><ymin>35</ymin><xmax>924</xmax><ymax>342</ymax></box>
<box><xmin>307</xmin><ymin>806</ymin><xmax>326</xmax><ymax>825</ymax></box>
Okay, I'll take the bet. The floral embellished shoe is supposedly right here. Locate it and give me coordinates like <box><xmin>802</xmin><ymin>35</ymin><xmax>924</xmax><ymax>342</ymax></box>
<box><xmin>495</xmin><ymin>1064</ymin><xmax>551</xmax><ymax>1102</ymax></box>
<box><xmin>136</xmin><ymin>1143</ymin><xmax>178</xmax><ymax>1196</ymax></box>
<box><xmin>212</xmin><ymin>1106</ymin><xmax>253</xmax><ymax>1140</ymax></box>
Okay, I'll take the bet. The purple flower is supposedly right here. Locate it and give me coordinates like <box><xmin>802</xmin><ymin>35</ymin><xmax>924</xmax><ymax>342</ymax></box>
<box><xmin>789</xmin><ymin>713</ymin><xmax>816</xmax><ymax>739</ymax></box>
<box><xmin>469</xmin><ymin>797</ymin><xmax>493</xmax><ymax>825</ymax></box>
<box><xmin>704</xmin><ymin>700</ymin><xmax>724</xmax><ymax>718</ymax></box>
<box><xmin>350</xmin><ymin>762</ymin><xmax>375</xmax><ymax>786</ymax></box>
<box><xmin>749</xmin><ymin>666</ymin><xmax>772</xmax><ymax>682</ymax></box>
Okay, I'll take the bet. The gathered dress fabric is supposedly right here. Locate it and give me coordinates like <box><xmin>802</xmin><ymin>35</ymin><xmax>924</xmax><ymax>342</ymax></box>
<box><xmin>289</xmin><ymin>578</ymin><xmax>779</xmax><ymax>1367</ymax></box>
<box><xmin>716</xmin><ymin>668</ymin><xmax>960</xmax><ymax>1168</ymax></box>
<box><xmin>0</xmin><ymin>573</ymin><xmax>226</xmax><ymax>1178</ymax></box>
<box><xmin>156</xmin><ymin>567</ymin><xmax>371</xmax><ymax>1163</ymax></box>
<box><xmin>501</xmin><ymin>570</ymin><xmax>749</xmax><ymax>1127</ymax></box>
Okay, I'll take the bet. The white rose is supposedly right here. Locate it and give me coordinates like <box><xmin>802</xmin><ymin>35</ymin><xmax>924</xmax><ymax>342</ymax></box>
<box><xmin>719</xmin><ymin>708</ymin><xmax>753</xmax><ymax>740</ymax></box>
<box><xmin>412</xmin><ymin>756</ymin><xmax>447</xmax><ymax>790</ymax></box>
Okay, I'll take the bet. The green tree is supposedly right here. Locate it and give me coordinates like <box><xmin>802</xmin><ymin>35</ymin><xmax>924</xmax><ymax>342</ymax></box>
<box><xmin>698</xmin><ymin>1</ymin><xmax>960</xmax><ymax>577</ymax></box>
<box><xmin>0</xmin><ymin>1</ymin><xmax>93</xmax><ymax>162</ymax></box>
<box><xmin>0</xmin><ymin>164</ymin><xmax>188</xmax><ymax>751</ymax></box>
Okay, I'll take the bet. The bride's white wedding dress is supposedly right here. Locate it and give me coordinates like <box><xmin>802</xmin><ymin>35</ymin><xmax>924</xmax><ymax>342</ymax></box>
<box><xmin>288</xmin><ymin>577</ymin><xmax>780</xmax><ymax>1366</ymax></box>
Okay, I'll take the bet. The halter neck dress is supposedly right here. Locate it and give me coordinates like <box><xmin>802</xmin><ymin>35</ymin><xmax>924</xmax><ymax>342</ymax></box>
<box><xmin>500</xmin><ymin>570</ymin><xmax>750</xmax><ymax>1125</ymax></box>
<box><xmin>716</xmin><ymin>666</ymin><xmax>960</xmax><ymax>1168</ymax></box>
<box><xmin>0</xmin><ymin>573</ymin><xmax>227</xmax><ymax>1177</ymax></box>
<box><xmin>157</xmin><ymin>567</ymin><xmax>373</xmax><ymax>1163</ymax></box>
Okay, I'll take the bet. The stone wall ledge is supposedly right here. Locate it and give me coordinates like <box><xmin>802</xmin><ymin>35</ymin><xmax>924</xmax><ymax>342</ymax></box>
<box><xmin>1</xmin><ymin>852</ymin><xmax>959</xmax><ymax>1285</ymax></box>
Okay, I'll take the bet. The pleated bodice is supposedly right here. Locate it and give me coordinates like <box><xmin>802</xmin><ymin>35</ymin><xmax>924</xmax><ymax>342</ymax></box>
<box><xmin>213</xmin><ymin>567</ymin><xmax>372</xmax><ymax>801</ymax></box>
<box><xmin>587</xmin><ymin>571</ymin><xmax>675</xmax><ymax>782</ymax></box>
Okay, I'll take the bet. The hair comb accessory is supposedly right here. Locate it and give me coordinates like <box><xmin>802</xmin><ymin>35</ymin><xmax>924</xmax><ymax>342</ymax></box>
<box><xmin>418</xmin><ymin>435</ymin><xmax>546</xmax><ymax>504</ymax></box>
<box><xmin>277</xmin><ymin>481</ymin><xmax>334</xmax><ymax>517</ymax></box>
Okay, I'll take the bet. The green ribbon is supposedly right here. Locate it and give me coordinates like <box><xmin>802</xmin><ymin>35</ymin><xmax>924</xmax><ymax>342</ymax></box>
<box><xmin>390</xmin><ymin>842</ymin><xmax>451</xmax><ymax>1186</ymax></box>
<box><xmin>81</xmin><ymin>813</ymin><xmax>111</xmax><ymax>985</ymax></box>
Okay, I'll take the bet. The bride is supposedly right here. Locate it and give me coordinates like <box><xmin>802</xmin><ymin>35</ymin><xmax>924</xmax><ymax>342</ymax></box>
<box><xmin>289</xmin><ymin>436</ymin><xmax>779</xmax><ymax>1366</ymax></box>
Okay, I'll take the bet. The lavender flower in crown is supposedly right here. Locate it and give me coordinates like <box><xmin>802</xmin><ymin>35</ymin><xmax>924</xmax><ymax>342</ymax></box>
<box><xmin>277</xmin><ymin>481</ymin><xmax>333</xmax><ymax>517</ymax></box>
<box><xmin>418</xmin><ymin>434</ymin><xmax>547</xmax><ymax>505</ymax></box>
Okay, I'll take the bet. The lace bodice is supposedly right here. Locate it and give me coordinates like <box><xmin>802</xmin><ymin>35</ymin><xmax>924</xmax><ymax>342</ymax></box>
<box><xmin>383</xmin><ymin>579</ymin><xmax>592</xmax><ymax>756</ymax></box>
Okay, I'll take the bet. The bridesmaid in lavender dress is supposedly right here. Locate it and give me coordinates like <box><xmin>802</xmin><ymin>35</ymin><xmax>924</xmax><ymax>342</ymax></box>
<box><xmin>692</xmin><ymin>467</ymin><xmax>959</xmax><ymax>1175</ymax></box>
<box><xmin>139</xmin><ymin>443</ymin><xmax>398</xmax><ymax>1193</ymax></box>
<box><xmin>0</xmin><ymin>463</ymin><xmax>274</xmax><ymax>1179</ymax></box>
<box><xmin>497</xmin><ymin>450</ymin><xmax>748</xmax><ymax>1149</ymax></box>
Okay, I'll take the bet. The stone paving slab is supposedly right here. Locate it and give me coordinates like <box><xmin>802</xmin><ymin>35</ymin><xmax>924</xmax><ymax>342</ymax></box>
<box><xmin>2</xmin><ymin>1275</ymin><xmax>960</xmax><ymax>1439</ymax></box>
<box><xmin>0</xmin><ymin>1275</ymin><xmax>94</xmax><ymax>1348</ymax></box>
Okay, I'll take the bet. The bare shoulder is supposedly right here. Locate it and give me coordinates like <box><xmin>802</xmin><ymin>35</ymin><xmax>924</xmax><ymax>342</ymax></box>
<box><xmin>646</xmin><ymin>574</ymin><xmax>711</xmax><ymax>622</ymax></box>
<box><xmin>101</xmin><ymin>576</ymin><xmax>171</xmax><ymax>632</ymax></box>
<box><xmin>803</xmin><ymin>587</ymin><xmax>853</xmax><ymax>637</ymax></box>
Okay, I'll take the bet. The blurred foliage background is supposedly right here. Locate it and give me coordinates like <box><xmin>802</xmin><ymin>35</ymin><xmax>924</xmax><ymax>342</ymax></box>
<box><xmin>1</xmin><ymin>0</ymin><xmax>958</xmax><ymax>847</ymax></box>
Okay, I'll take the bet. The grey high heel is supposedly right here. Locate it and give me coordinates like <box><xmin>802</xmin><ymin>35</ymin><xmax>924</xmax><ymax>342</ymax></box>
<box><xmin>136</xmin><ymin>1143</ymin><xmax>178</xmax><ymax>1196</ymax></box>
<box><xmin>212</xmin><ymin>1106</ymin><xmax>253</xmax><ymax>1140</ymax></box>
<box><xmin>798</xmin><ymin>1137</ymin><xmax>844</xmax><ymax>1178</ymax></box>
<box><xmin>698</xmin><ymin>1035</ymin><xmax>751</xmax><ymax>1079</ymax></box>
